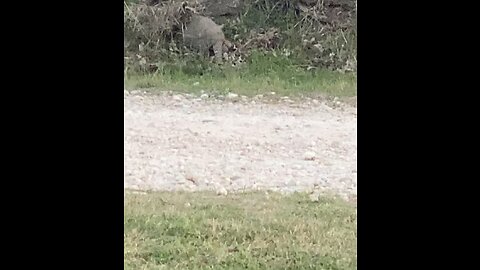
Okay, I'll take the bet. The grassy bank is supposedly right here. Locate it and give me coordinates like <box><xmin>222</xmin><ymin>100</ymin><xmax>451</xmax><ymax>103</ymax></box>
<box><xmin>124</xmin><ymin>1</ymin><xmax>357</xmax><ymax>73</ymax></box>
<box><xmin>124</xmin><ymin>56</ymin><xmax>357</xmax><ymax>98</ymax></box>
<box><xmin>124</xmin><ymin>0</ymin><xmax>357</xmax><ymax>98</ymax></box>
<box><xmin>124</xmin><ymin>191</ymin><xmax>357</xmax><ymax>269</ymax></box>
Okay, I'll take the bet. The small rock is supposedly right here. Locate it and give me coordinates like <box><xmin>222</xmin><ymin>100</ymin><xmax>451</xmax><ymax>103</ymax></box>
<box><xmin>270</xmin><ymin>92</ymin><xmax>276</xmax><ymax>95</ymax></box>
<box><xmin>303</xmin><ymin>151</ymin><xmax>316</xmax><ymax>161</ymax></box>
<box><xmin>309</xmin><ymin>192</ymin><xmax>320</xmax><ymax>202</ymax></box>
<box><xmin>285</xmin><ymin>179</ymin><xmax>297</xmax><ymax>187</ymax></box>
<box><xmin>226</xmin><ymin>92</ymin><xmax>238</xmax><ymax>99</ymax></box>
<box><xmin>293</xmin><ymin>164</ymin><xmax>303</xmax><ymax>170</ymax></box>
<box><xmin>200</xmin><ymin>93</ymin><xmax>209</xmax><ymax>99</ymax></box>
<box><xmin>185</xmin><ymin>174</ymin><xmax>196</xmax><ymax>184</ymax></box>
<box><xmin>193</xmin><ymin>81</ymin><xmax>200</xmax><ymax>86</ymax></box>
<box><xmin>216</xmin><ymin>187</ymin><xmax>228</xmax><ymax>196</ymax></box>
<box><xmin>184</xmin><ymin>202</ymin><xmax>191</xmax><ymax>207</ymax></box>
<box><xmin>172</xmin><ymin>94</ymin><xmax>183</xmax><ymax>101</ymax></box>
<box><xmin>313</xmin><ymin>179</ymin><xmax>323</xmax><ymax>188</ymax></box>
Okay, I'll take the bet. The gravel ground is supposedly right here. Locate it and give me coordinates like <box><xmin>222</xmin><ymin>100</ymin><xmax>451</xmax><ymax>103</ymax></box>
<box><xmin>124</xmin><ymin>90</ymin><xmax>357</xmax><ymax>201</ymax></box>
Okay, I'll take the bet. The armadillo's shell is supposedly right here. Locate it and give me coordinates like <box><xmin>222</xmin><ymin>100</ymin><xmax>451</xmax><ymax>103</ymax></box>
<box><xmin>183</xmin><ymin>15</ymin><xmax>225</xmax><ymax>52</ymax></box>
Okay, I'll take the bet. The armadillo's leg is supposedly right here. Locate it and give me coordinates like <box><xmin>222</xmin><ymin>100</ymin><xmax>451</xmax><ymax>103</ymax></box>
<box><xmin>212</xmin><ymin>40</ymin><xmax>223</xmax><ymax>63</ymax></box>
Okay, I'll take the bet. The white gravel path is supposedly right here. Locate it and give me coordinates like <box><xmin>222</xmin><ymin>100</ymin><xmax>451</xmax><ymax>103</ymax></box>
<box><xmin>124</xmin><ymin>91</ymin><xmax>357</xmax><ymax>200</ymax></box>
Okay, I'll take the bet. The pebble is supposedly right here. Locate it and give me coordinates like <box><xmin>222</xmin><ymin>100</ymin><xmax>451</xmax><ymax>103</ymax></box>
<box><xmin>309</xmin><ymin>191</ymin><xmax>320</xmax><ymax>202</ymax></box>
<box><xmin>216</xmin><ymin>187</ymin><xmax>228</xmax><ymax>196</ymax></box>
<box><xmin>172</xmin><ymin>95</ymin><xmax>183</xmax><ymax>101</ymax></box>
<box><xmin>303</xmin><ymin>151</ymin><xmax>316</xmax><ymax>160</ymax></box>
<box><xmin>226</xmin><ymin>93</ymin><xmax>239</xmax><ymax>100</ymax></box>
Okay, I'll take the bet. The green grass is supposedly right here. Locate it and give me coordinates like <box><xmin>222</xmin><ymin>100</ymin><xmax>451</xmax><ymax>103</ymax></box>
<box><xmin>124</xmin><ymin>52</ymin><xmax>357</xmax><ymax>98</ymax></box>
<box><xmin>124</xmin><ymin>191</ymin><xmax>357</xmax><ymax>269</ymax></box>
<box><xmin>124</xmin><ymin>68</ymin><xmax>356</xmax><ymax>98</ymax></box>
